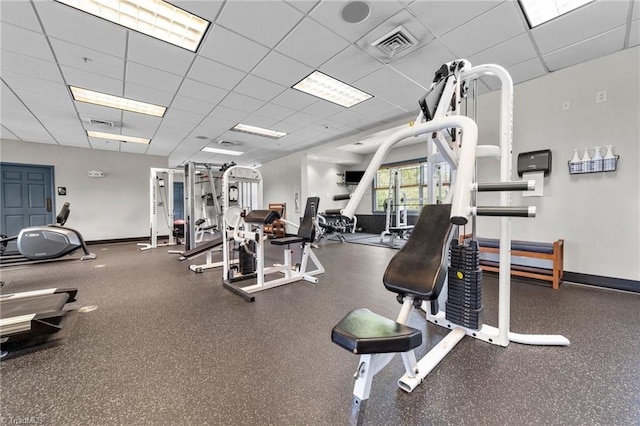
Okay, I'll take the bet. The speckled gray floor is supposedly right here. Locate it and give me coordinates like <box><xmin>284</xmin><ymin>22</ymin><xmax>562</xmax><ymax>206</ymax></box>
<box><xmin>0</xmin><ymin>239</ymin><xmax>638</xmax><ymax>426</ymax></box>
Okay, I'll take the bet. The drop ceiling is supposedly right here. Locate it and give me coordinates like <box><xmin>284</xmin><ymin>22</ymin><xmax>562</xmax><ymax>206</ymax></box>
<box><xmin>1</xmin><ymin>0</ymin><xmax>637</xmax><ymax>167</ymax></box>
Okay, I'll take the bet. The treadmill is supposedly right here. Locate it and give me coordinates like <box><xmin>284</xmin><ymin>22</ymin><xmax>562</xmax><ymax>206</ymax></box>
<box><xmin>0</xmin><ymin>288</ymin><xmax>78</xmax><ymax>358</ymax></box>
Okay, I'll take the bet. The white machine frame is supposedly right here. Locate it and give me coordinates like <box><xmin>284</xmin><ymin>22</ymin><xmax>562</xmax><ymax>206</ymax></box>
<box><xmin>221</xmin><ymin>166</ymin><xmax>324</xmax><ymax>302</ymax></box>
<box><xmin>337</xmin><ymin>60</ymin><xmax>569</xmax><ymax>424</ymax></box>
<box><xmin>138</xmin><ymin>167</ymin><xmax>184</xmax><ymax>251</ymax></box>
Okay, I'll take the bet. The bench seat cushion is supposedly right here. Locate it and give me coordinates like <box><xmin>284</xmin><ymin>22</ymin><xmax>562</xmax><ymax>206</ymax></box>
<box><xmin>332</xmin><ymin>308</ymin><xmax>422</xmax><ymax>354</ymax></box>
<box><xmin>477</xmin><ymin>238</ymin><xmax>554</xmax><ymax>254</ymax></box>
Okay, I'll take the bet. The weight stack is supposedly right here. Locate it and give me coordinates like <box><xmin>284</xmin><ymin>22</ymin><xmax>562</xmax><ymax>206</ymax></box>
<box><xmin>239</xmin><ymin>241</ymin><xmax>256</xmax><ymax>275</ymax></box>
<box><xmin>446</xmin><ymin>239</ymin><xmax>483</xmax><ymax>330</ymax></box>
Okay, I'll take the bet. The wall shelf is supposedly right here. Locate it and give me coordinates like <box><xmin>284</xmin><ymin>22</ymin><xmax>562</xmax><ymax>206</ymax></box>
<box><xmin>568</xmin><ymin>156</ymin><xmax>619</xmax><ymax>174</ymax></box>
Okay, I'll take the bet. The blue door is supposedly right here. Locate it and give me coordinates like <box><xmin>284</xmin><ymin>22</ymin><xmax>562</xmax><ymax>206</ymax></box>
<box><xmin>1</xmin><ymin>163</ymin><xmax>54</xmax><ymax>252</ymax></box>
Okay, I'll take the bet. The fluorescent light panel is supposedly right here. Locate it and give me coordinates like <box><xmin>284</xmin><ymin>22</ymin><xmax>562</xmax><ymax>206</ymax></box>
<box><xmin>519</xmin><ymin>0</ymin><xmax>594</xmax><ymax>27</ymax></box>
<box><xmin>55</xmin><ymin>0</ymin><xmax>210</xmax><ymax>52</ymax></box>
<box><xmin>87</xmin><ymin>130</ymin><xmax>150</xmax><ymax>144</ymax></box>
<box><xmin>231</xmin><ymin>123</ymin><xmax>287</xmax><ymax>139</ymax></box>
<box><xmin>70</xmin><ymin>86</ymin><xmax>166</xmax><ymax>117</ymax></box>
<box><xmin>292</xmin><ymin>71</ymin><xmax>372</xmax><ymax>108</ymax></box>
<box><xmin>202</xmin><ymin>147</ymin><xmax>244</xmax><ymax>156</ymax></box>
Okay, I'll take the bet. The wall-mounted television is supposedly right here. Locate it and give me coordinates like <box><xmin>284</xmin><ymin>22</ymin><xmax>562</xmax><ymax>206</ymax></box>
<box><xmin>344</xmin><ymin>170</ymin><xmax>365</xmax><ymax>185</ymax></box>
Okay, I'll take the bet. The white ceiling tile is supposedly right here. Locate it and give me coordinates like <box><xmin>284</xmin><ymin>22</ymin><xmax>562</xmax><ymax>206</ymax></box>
<box><xmin>1</xmin><ymin>23</ymin><xmax>54</xmax><ymax>62</ymax></box>
<box><xmin>410</xmin><ymin>1</ymin><xmax>504</xmax><ymax>37</ymax></box>
<box><xmin>121</xmin><ymin>112</ymin><xmax>162</xmax><ymax>135</ymax></box>
<box><xmin>254</xmin><ymin>103</ymin><xmax>296</xmax><ymax>121</ymax></box>
<box><xmin>532</xmin><ymin>0</ymin><xmax>629</xmax><ymax>54</ymax></box>
<box><xmin>199</xmin><ymin>25</ymin><xmax>270</xmax><ymax>72</ymax></box>
<box><xmin>36</xmin><ymin>1</ymin><xmax>126</xmax><ymax>58</ymax></box>
<box><xmin>285</xmin><ymin>0</ymin><xmax>320</xmax><ymax>14</ymax></box>
<box><xmin>125</xmin><ymin>82</ymin><xmax>175</xmax><ymax>106</ymax></box>
<box><xmin>208</xmin><ymin>106</ymin><xmax>250</xmax><ymax>123</ymax></box>
<box><xmin>302</xmin><ymin>101</ymin><xmax>345</xmax><ymax>119</ymax></box>
<box><xmin>40</xmin><ymin>117</ymin><xmax>86</xmax><ymax>139</ymax></box>
<box><xmin>50</xmin><ymin>39</ymin><xmax>124</xmax><ymax>81</ymax></box>
<box><xmin>219</xmin><ymin>92</ymin><xmax>266</xmax><ymax>113</ymax></box>
<box><xmin>15</xmin><ymin>91</ymin><xmax>77</xmax><ymax>118</ymax></box>
<box><xmin>507</xmin><ymin>57</ymin><xmax>546</xmax><ymax>85</ymax></box>
<box><xmin>1</xmin><ymin>51</ymin><xmax>62</xmax><ymax>84</ymax></box>
<box><xmin>171</xmin><ymin>1</ymin><xmax>225</xmax><ymax>22</ymax></box>
<box><xmin>61</xmin><ymin>65</ymin><xmax>122</xmax><ymax>95</ymax></box>
<box><xmin>390</xmin><ymin>40</ymin><xmax>456</xmax><ymax>89</ymax></box>
<box><xmin>2</xmin><ymin>71</ymin><xmax>68</xmax><ymax>98</ymax></box>
<box><xmin>128</xmin><ymin>31</ymin><xmax>195</xmax><ymax>76</ymax></box>
<box><xmin>310</xmin><ymin>0</ymin><xmax>405</xmax><ymax>42</ymax></box>
<box><xmin>1</xmin><ymin>85</ymin><xmax>52</xmax><ymax>141</ymax></box>
<box><xmin>348</xmin><ymin>97</ymin><xmax>397</xmax><ymax>116</ymax></box>
<box><xmin>161</xmin><ymin>109</ymin><xmax>204</xmax><ymax>126</ymax></box>
<box><xmin>252</xmin><ymin>51</ymin><xmax>314</xmax><ymax>87</ymax></box>
<box><xmin>178</xmin><ymin>79</ymin><xmax>228</xmax><ymax>104</ymax></box>
<box><xmin>126</xmin><ymin>62</ymin><xmax>183</xmax><ymax>93</ymax></box>
<box><xmin>233</xmin><ymin>75</ymin><xmax>286</xmax><ymax>102</ymax></box>
<box><xmin>542</xmin><ymin>26</ymin><xmax>626</xmax><ymax>72</ymax></box>
<box><xmin>319</xmin><ymin>45</ymin><xmax>384</xmax><ymax>84</ymax></box>
<box><xmin>194</xmin><ymin>116</ymin><xmax>238</xmax><ymax>136</ymax></box>
<box><xmin>629</xmin><ymin>20</ymin><xmax>640</xmax><ymax>47</ymax></box>
<box><xmin>276</xmin><ymin>17</ymin><xmax>350</xmax><ymax>68</ymax></box>
<box><xmin>170</xmin><ymin>94</ymin><xmax>214</xmax><ymax>116</ymax></box>
<box><xmin>75</xmin><ymin>102</ymin><xmax>124</xmax><ymax>123</ymax></box>
<box><xmin>146</xmin><ymin>144</ymin><xmax>174</xmax><ymax>157</ymax></box>
<box><xmin>1</xmin><ymin>1</ymin><xmax>42</xmax><ymax>32</ymax></box>
<box><xmin>270</xmin><ymin>88</ymin><xmax>319</xmax><ymax>110</ymax></box>
<box><xmin>271</xmin><ymin>120</ymin><xmax>308</xmax><ymax>133</ymax></box>
<box><xmin>440</xmin><ymin>2</ymin><xmax>526</xmax><ymax>58</ymax></box>
<box><xmin>282</xmin><ymin>111</ymin><xmax>322</xmax><ymax>127</ymax></box>
<box><xmin>327</xmin><ymin>109</ymin><xmax>368</xmax><ymax>126</ymax></box>
<box><xmin>217</xmin><ymin>1</ymin><xmax>304</xmax><ymax>48</ymax></box>
<box><xmin>1</xmin><ymin>125</ymin><xmax>20</xmax><ymax>140</ymax></box>
<box><xmin>468</xmin><ymin>33</ymin><xmax>538</xmax><ymax>68</ymax></box>
<box><xmin>378</xmin><ymin>82</ymin><xmax>425</xmax><ymax>107</ymax></box>
<box><xmin>353</xmin><ymin>65</ymin><xmax>409</xmax><ymax>95</ymax></box>
<box><xmin>89</xmin><ymin>138</ymin><xmax>121</xmax><ymax>151</ymax></box>
<box><xmin>240</xmin><ymin>114</ymin><xmax>278</xmax><ymax>129</ymax></box>
<box><xmin>633</xmin><ymin>0</ymin><xmax>640</xmax><ymax>20</ymax></box>
<box><xmin>119</xmin><ymin>142</ymin><xmax>149</xmax><ymax>154</ymax></box>
<box><xmin>188</xmin><ymin>56</ymin><xmax>246</xmax><ymax>89</ymax></box>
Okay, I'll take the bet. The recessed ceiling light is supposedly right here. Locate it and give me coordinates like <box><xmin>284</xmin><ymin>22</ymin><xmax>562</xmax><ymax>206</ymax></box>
<box><xmin>202</xmin><ymin>147</ymin><xmax>244</xmax><ymax>156</ymax></box>
<box><xmin>230</xmin><ymin>123</ymin><xmax>287</xmax><ymax>139</ymax></box>
<box><xmin>87</xmin><ymin>130</ymin><xmax>150</xmax><ymax>144</ymax></box>
<box><xmin>292</xmin><ymin>71</ymin><xmax>372</xmax><ymax>108</ymax></box>
<box><xmin>519</xmin><ymin>0</ymin><xmax>594</xmax><ymax>28</ymax></box>
<box><xmin>70</xmin><ymin>86</ymin><xmax>166</xmax><ymax>117</ymax></box>
<box><xmin>54</xmin><ymin>0</ymin><xmax>210</xmax><ymax>52</ymax></box>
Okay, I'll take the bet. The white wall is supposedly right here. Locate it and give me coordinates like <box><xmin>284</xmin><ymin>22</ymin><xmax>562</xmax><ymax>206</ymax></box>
<box><xmin>474</xmin><ymin>46</ymin><xmax>639</xmax><ymax>281</ymax></box>
<box><xmin>260</xmin><ymin>152</ymin><xmax>304</xmax><ymax>224</ymax></box>
<box><xmin>306</xmin><ymin>158</ymin><xmax>350</xmax><ymax>213</ymax></box>
<box><xmin>261</xmin><ymin>47</ymin><xmax>639</xmax><ymax>281</ymax></box>
<box><xmin>0</xmin><ymin>139</ymin><xmax>168</xmax><ymax>241</ymax></box>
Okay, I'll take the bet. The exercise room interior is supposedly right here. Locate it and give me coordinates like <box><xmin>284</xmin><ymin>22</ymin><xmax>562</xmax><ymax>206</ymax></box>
<box><xmin>1</xmin><ymin>0</ymin><xmax>639</xmax><ymax>425</ymax></box>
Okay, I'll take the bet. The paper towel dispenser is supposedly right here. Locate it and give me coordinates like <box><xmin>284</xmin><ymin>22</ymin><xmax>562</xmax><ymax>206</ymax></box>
<box><xmin>517</xmin><ymin>149</ymin><xmax>552</xmax><ymax>177</ymax></box>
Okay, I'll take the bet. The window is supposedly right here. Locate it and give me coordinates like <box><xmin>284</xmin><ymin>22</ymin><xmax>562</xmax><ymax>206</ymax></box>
<box><xmin>372</xmin><ymin>159</ymin><xmax>452</xmax><ymax>213</ymax></box>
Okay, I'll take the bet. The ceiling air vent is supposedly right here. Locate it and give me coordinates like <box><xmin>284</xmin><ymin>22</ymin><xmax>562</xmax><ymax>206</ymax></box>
<box><xmin>371</xmin><ymin>26</ymin><xmax>418</xmax><ymax>59</ymax></box>
<box><xmin>89</xmin><ymin>118</ymin><xmax>114</xmax><ymax>128</ymax></box>
<box><xmin>218</xmin><ymin>140</ymin><xmax>240</xmax><ymax>146</ymax></box>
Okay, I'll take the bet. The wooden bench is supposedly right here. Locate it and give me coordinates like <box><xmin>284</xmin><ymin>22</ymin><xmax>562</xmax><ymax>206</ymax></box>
<box><xmin>470</xmin><ymin>237</ymin><xmax>564</xmax><ymax>289</ymax></box>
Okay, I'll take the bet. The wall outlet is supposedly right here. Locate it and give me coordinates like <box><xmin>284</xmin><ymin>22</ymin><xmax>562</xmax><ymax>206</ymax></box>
<box><xmin>596</xmin><ymin>90</ymin><xmax>608</xmax><ymax>103</ymax></box>
<box><xmin>562</xmin><ymin>100</ymin><xmax>571</xmax><ymax>111</ymax></box>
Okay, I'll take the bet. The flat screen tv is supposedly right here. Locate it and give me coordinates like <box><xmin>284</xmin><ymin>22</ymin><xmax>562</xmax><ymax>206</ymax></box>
<box><xmin>344</xmin><ymin>170</ymin><xmax>365</xmax><ymax>185</ymax></box>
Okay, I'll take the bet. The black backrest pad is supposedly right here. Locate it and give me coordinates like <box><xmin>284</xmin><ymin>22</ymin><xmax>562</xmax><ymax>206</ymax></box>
<box><xmin>383</xmin><ymin>204</ymin><xmax>453</xmax><ymax>300</ymax></box>
<box><xmin>297</xmin><ymin>197</ymin><xmax>320</xmax><ymax>241</ymax></box>
<box><xmin>56</xmin><ymin>202</ymin><xmax>70</xmax><ymax>225</ymax></box>
<box><xmin>244</xmin><ymin>209</ymin><xmax>281</xmax><ymax>224</ymax></box>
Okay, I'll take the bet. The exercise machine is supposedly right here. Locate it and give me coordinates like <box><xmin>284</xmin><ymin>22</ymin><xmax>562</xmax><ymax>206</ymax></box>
<box><xmin>1</xmin><ymin>202</ymin><xmax>95</xmax><ymax>266</ymax></box>
<box><xmin>331</xmin><ymin>60</ymin><xmax>569</xmax><ymax>425</ymax></box>
<box><xmin>138</xmin><ymin>167</ymin><xmax>184</xmax><ymax>251</ymax></box>
<box><xmin>317</xmin><ymin>193</ymin><xmax>357</xmax><ymax>243</ymax></box>
<box><xmin>220</xmin><ymin>166</ymin><xmax>324</xmax><ymax>302</ymax></box>
<box><xmin>0</xmin><ymin>287</ymin><xmax>79</xmax><ymax>358</ymax></box>
<box><xmin>380</xmin><ymin>168</ymin><xmax>414</xmax><ymax>247</ymax></box>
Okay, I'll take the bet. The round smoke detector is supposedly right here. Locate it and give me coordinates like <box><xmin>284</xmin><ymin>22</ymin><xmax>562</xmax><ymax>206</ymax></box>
<box><xmin>340</xmin><ymin>1</ymin><xmax>370</xmax><ymax>24</ymax></box>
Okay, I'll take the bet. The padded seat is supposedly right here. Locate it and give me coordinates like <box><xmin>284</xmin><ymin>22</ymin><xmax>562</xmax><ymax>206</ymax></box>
<box><xmin>332</xmin><ymin>308</ymin><xmax>422</xmax><ymax>354</ymax></box>
<box><xmin>270</xmin><ymin>236</ymin><xmax>304</xmax><ymax>246</ymax></box>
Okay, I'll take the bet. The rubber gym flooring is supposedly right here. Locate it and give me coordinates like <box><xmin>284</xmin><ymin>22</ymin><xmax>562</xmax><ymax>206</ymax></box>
<box><xmin>1</xmin><ymin>237</ymin><xmax>639</xmax><ymax>425</ymax></box>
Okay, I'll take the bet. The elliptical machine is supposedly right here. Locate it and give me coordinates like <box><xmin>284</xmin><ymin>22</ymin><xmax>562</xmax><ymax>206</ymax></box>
<box><xmin>1</xmin><ymin>203</ymin><xmax>96</xmax><ymax>265</ymax></box>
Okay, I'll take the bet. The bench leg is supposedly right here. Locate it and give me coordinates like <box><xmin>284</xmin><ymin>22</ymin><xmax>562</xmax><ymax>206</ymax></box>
<box><xmin>349</xmin><ymin>353</ymin><xmax>395</xmax><ymax>425</ymax></box>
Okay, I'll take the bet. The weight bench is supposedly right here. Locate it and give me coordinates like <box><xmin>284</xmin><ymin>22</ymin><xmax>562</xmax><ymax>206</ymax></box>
<box><xmin>332</xmin><ymin>204</ymin><xmax>461</xmax><ymax>425</ymax></box>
